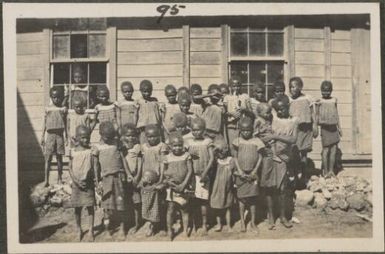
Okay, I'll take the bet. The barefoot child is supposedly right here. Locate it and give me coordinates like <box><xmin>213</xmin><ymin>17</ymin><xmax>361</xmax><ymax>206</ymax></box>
<box><xmin>68</xmin><ymin>125</ymin><xmax>97</xmax><ymax>241</ymax></box>
<box><xmin>316</xmin><ymin>81</ymin><xmax>342</xmax><ymax>177</ymax></box>
<box><xmin>121</xmin><ymin>124</ymin><xmax>142</xmax><ymax>233</ymax></box>
<box><xmin>210</xmin><ymin>139</ymin><xmax>235</xmax><ymax>232</ymax></box>
<box><xmin>232</xmin><ymin>117</ymin><xmax>264</xmax><ymax>233</ymax></box>
<box><xmin>41</xmin><ymin>87</ymin><xmax>68</xmax><ymax>186</ymax></box>
<box><xmin>250</xmin><ymin>82</ymin><xmax>266</xmax><ymax>117</ymax></box>
<box><xmin>178</xmin><ymin>93</ymin><xmax>198</xmax><ymax>126</ymax></box>
<box><xmin>67</xmin><ymin>97</ymin><xmax>92</xmax><ymax>147</ymax></box>
<box><xmin>161</xmin><ymin>85</ymin><xmax>180</xmax><ymax>137</ymax></box>
<box><xmin>185</xmin><ymin>118</ymin><xmax>214</xmax><ymax>235</ymax></box>
<box><xmin>190</xmin><ymin>84</ymin><xmax>204</xmax><ymax>117</ymax></box>
<box><xmin>93</xmin><ymin>122</ymin><xmax>133</xmax><ymax>238</ymax></box>
<box><xmin>162</xmin><ymin>132</ymin><xmax>193</xmax><ymax>240</ymax></box>
<box><xmin>95</xmin><ymin>86</ymin><xmax>118</xmax><ymax>130</ymax></box>
<box><xmin>116</xmin><ymin>81</ymin><xmax>139</xmax><ymax>128</ymax></box>
<box><xmin>268</xmin><ymin>81</ymin><xmax>289</xmax><ymax>117</ymax></box>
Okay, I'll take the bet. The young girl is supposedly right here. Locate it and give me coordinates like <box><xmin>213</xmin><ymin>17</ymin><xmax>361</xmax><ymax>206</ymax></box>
<box><xmin>232</xmin><ymin>117</ymin><xmax>264</xmax><ymax>233</ymax></box>
<box><xmin>116</xmin><ymin>81</ymin><xmax>139</xmax><ymax>128</ymax></box>
<box><xmin>316</xmin><ymin>81</ymin><xmax>342</xmax><ymax>177</ymax></box>
<box><xmin>93</xmin><ymin>121</ymin><xmax>132</xmax><ymax>238</ymax></box>
<box><xmin>184</xmin><ymin>117</ymin><xmax>214</xmax><ymax>235</ymax></box>
<box><xmin>219</xmin><ymin>83</ymin><xmax>230</xmax><ymax>96</ymax></box>
<box><xmin>288</xmin><ymin>77</ymin><xmax>318</xmax><ymax>177</ymax></box>
<box><xmin>268</xmin><ymin>81</ymin><xmax>289</xmax><ymax>117</ymax></box>
<box><xmin>250</xmin><ymin>82</ymin><xmax>266</xmax><ymax>117</ymax></box>
<box><xmin>95</xmin><ymin>86</ymin><xmax>118</xmax><ymax>129</ymax></box>
<box><xmin>178</xmin><ymin>93</ymin><xmax>198</xmax><ymax>125</ymax></box>
<box><xmin>162</xmin><ymin>132</ymin><xmax>193</xmax><ymax>240</ymax></box>
<box><xmin>210</xmin><ymin>139</ymin><xmax>235</xmax><ymax>232</ymax></box>
<box><xmin>161</xmin><ymin>84</ymin><xmax>180</xmax><ymax>136</ymax></box>
<box><xmin>67</xmin><ymin>97</ymin><xmax>92</xmax><ymax>147</ymax></box>
<box><xmin>136</xmin><ymin>80</ymin><xmax>162</xmax><ymax>143</ymax></box>
<box><xmin>121</xmin><ymin>123</ymin><xmax>142</xmax><ymax>233</ymax></box>
<box><xmin>140</xmin><ymin>125</ymin><xmax>168</xmax><ymax>236</ymax></box>
<box><xmin>68</xmin><ymin>125</ymin><xmax>97</xmax><ymax>241</ymax></box>
<box><xmin>41</xmin><ymin>87</ymin><xmax>68</xmax><ymax>187</ymax></box>
<box><xmin>190</xmin><ymin>84</ymin><xmax>204</xmax><ymax>117</ymax></box>
<box><xmin>201</xmin><ymin>85</ymin><xmax>224</xmax><ymax>142</ymax></box>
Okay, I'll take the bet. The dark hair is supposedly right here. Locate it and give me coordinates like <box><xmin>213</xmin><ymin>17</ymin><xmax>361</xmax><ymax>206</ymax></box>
<box><xmin>208</xmin><ymin>84</ymin><xmax>219</xmax><ymax>93</ymax></box>
<box><xmin>75</xmin><ymin>124</ymin><xmax>91</xmax><ymax>137</ymax></box>
<box><xmin>321</xmin><ymin>80</ymin><xmax>333</xmax><ymax>91</ymax></box>
<box><xmin>99</xmin><ymin>121</ymin><xmax>116</xmax><ymax>139</ymax></box>
<box><xmin>191</xmin><ymin>117</ymin><xmax>206</xmax><ymax>129</ymax></box>
<box><xmin>165</xmin><ymin>84</ymin><xmax>177</xmax><ymax>95</ymax></box>
<box><xmin>172</xmin><ymin>112</ymin><xmax>188</xmax><ymax>127</ymax></box>
<box><xmin>271</xmin><ymin>94</ymin><xmax>290</xmax><ymax>111</ymax></box>
<box><xmin>168</xmin><ymin>131</ymin><xmax>183</xmax><ymax>144</ymax></box>
<box><xmin>289</xmin><ymin>77</ymin><xmax>304</xmax><ymax>88</ymax></box>
<box><xmin>145</xmin><ymin>124</ymin><xmax>160</xmax><ymax>135</ymax></box>
<box><xmin>140</xmin><ymin>80</ymin><xmax>153</xmax><ymax>91</ymax></box>
<box><xmin>190</xmin><ymin>84</ymin><xmax>202</xmax><ymax>94</ymax></box>
<box><xmin>273</xmin><ymin>81</ymin><xmax>286</xmax><ymax>92</ymax></box>
<box><xmin>229</xmin><ymin>76</ymin><xmax>242</xmax><ymax>85</ymax></box>
<box><xmin>239</xmin><ymin>116</ymin><xmax>254</xmax><ymax>130</ymax></box>
<box><xmin>178</xmin><ymin>92</ymin><xmax>192</xmax><ymax>104</ymax></box>
<box><xmin>49</xmin><ymin>86</ymin><xmax>64</xmax><ymax>97</ymax></box>
<box><xmin>121</xmin><ymin>123</ymin><xmax>138</xmax><ymax>136</ymax></box>
<box><xmin>97</xmin><ymin>86</ymin><xmax>110</xmax><ymax>96</ymax></box>
<box><xmin>254</xmin><ymin>82</ymin><xmax>264</xmax><ymax>91</ymax></box>
<box><xmin>219</xmin><ymin>83</ymin><xmax>229</xmax><ymax>90</ymax></box>
<box><xmin>121</xmin><ymin>81</ymin><xmax>134</xmax><ymax>90</ymax></box>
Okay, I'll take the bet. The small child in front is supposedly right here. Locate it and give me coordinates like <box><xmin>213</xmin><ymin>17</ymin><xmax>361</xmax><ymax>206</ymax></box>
<box><xmin>93</xmin><ymin>121</ymin><xmax>132</xmax><ymax>238</ymax></box>
<box><xmin>210</xmin><ymin>139</ymin><xmax>235</xmax><ymax>232</ymax></box>
<box><xmin>316</xmin><ymin>81</ymin><xmax>342</xmax><ymax>177</ymax></box>
<box><xmin>67</xmin><ymin>97</ymin><xmax>92</xmax><ymax>147</ymax></box>
<box><xmin>41</xmin><ymin>87</ymin><xmax>68</xmax><ymax>186</ymax></box>
<box><xmin>232</xmin><ymin>117</ymin><xmax>264</xmax><ymax>233</ymax></box>
<box><xmin>116</xmin><ymin>81</ymin><xmax>139</xmax><ymax>128</ymax></box>
<box><xmin>162</xmin><ymin>132</ymin><xmax>193</xmax><ymax>240</ymax></box>
<box><xmin>184</xmin><ymin>117</ymin><xmax>214</xmax><ymax>235</ymax></box>
<box><xmin>68</xmin><ymin>125</ymin><xmax>97</xmax><ymax>241</ymax></box>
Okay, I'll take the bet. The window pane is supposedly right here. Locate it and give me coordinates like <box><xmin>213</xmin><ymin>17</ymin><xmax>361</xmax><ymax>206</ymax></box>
<box><xmin>249</xmin><ymin>33</ymin><xmax>266</xmax><ymax>56</ymax></box>
<box><xmin>53</xmin><ymin>35</ymin><xmax>70</xmax><ymax>59</ymax></box>
<box><xmin>89</xmin><ymin>63</ymin><xmax>107</xmax><ymax>84</ymax></box>
<box><xmin>71</xmin><ymin>34</ymin><xmax>88</xmax><ymax>58</ymax></box>
<box><xmin>249</xmin><ymin>62</ymin><xmax>266</xmax><ymax>84</ymax></box>
<box><xmin>88</xmin><ymin>34</ymin><xmax>106</xmax><ymax>58</ymax></box>
<box><xmin>71</xmin><ymin>63</ymin><xmax>88</xmax><ymax>84</ymax></box>
<box><xmin>230</xmin><ymin>33</ymin><xmax>247</xmax><ymax>56</ymax></box>
<box><xmin>229</xmin><ymin>62</ymin><xmax>248</xmax><ymax>84</ymax></box>
<box><xmin>267</xmin><ymin>62</ymin><xmax>284</xmax><ymax>83</ymax></box>
<box><xmin>267</xmin><ymin>33</ymin><xmax>284</xmax><ymax>56</ymax></box>
<box><xmin>53</xmin><ymin>63</ymin><xmax>70</xmax><ymax>84</ymax></box>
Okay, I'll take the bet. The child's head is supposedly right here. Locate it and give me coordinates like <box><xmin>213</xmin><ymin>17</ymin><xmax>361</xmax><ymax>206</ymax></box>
<box><xmin>99</xmin><ymin>121</ymin><xmax>116</xmax><ymax>141</ymax></box>
<box><xmin>75</xmin><ymin>125</ymin><xmax>91</xmax><ymax>147</ymax></box>
<box><xmin>145</xmin><ymin>124</ymin><xmax>161</xmax><ymax>146</ymax></box>
<box><xmin>253</xmin><ymin>82</ymin><xmax>265</xmax><ymax>102</ymax></box>
<box><xmin>219</xmin><ymin>83</ymin><xmax>230</xmax><ymax>95</ymax></box>
<box><xmin>140</xmin><ymin>80</ymin><xmax>153</xmax><ymax>100</ymax></box>
<box><xmin>191</xmin><ymin>117</ymin><xmax>206</xmax><ymax>139</ymax></box>
<box><xmin>168</xmin><ymin>132</ymin><xmax>184</xmax><ymax>156</ymax></box>
<box><xmin>229</xmin><ymin>76</ymin><xmax>242</xmax><ymax>94</ymax></box>
<box><xmin>190</xmin><ymin>84</ymin><xmax>202</xmax><ymax>96</ymax></box>
<box><xmin>172</xmin><ymin>112</ymin><xmax>189</xmax><ymax>133</ymax></box>
<box><xmin>121</xmin><ymin>81</ymin><xmax>134</xmax><ymax>100</ymax></box>
<box><xmin>273</xmin><ymin>81</ymin><xmax>286</xmax><ymax>97</ymax></box>
<box><xmin>142</xmin><ymin>170</ymin><xmax>159</xmax><ymax>186</ymax></box>
<box><xmin>208</xmin><ymin>84</ymin><xmax>221</xmax><ymax>104</ymax></box>
<box><xmin>257</xmin><ymin>103</ymin><xmax>272</xmax><ymax>121</ymax></box>
<box><xmin>239</xmin><ymin>117</ymin><xmax>254</xmax><ymax>140</ymax></box>
<box><xmin>164</xmin><ymin>84</ymin><xmax>177</xmax><ymax>104</ymax></box>
<box><xmin>72</xmin><ymin>64</ymin><xmax>86</xmax><ymax>87</ymax></box>
<box><xmin>178</xmin><ymin>93</ymin><xmax>191</xmax><ymax>114</ymax></box>
<box><xmin>97</xmin><ymin>86</ymin><xmax>110</xmax><ymax>104</ymax></box>
<box><xmin>177</xmin><ymin>87</ymin><xmax>190</xmax><ymax>100</ymax></box>
<box><xmin>320</xmin><ymin>81</ymin><xmax>333</xmax><ymax>99</ymax></box>
<box><xmin>272</xmin><ymin>95</ymin><xmax>290</xmax><ymax>119</ymax></box>
<box><xmin>50</xmin><ymin>86</ymin><xmax>64</xmax><ymax>106</ymax></box>
<box><xmin>214</xmin><ymin>138</ymin><xmax>229</xmax><ymax>159</ymax></box>
<box><xmin>121</xmin><ymin>123</ymin><xmax>139</xmax><ymax>147</ymax></box>
<box><xmin>289</xmin><ymin>77</ymin><xmax>303</xmax><ymax>98</ymax></box>
<box><xmin>72</xmin><ymin>97</ymin><xmax>86</xmax><ymax>114</ymax></box>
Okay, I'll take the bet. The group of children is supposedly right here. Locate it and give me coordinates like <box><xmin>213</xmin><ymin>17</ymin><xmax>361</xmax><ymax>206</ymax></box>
<box><xmin>40</xmin><ymin>75</ymin><xmax>342</xmax><ymax>241</ymax></box>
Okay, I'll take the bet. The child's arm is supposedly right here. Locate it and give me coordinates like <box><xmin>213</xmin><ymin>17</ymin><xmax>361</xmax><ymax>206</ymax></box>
<box><xmin>91</xmin><ymin>107</ymin><xmax>99</xmax><ymax>131</ymax></box>
<box><xmin>134</xmin><ymin>156</ymin><xmax>143</xmax><ymax>187</ymax></box>
<box><xmin>40</xmin><ymin>111</ymin><xmax>47</xmax><ymax>147</ymax></box>
<box><xmin>250</xmin><ymin>154</ymin><xmax>262</xmax><ymax>181</ymax></box>
<box><xmin>176</xmin><ymin>157</ymin><xmax>193</xmax><ymax>193</ymax></box>
<box><xmin>201</xmin><ymin>146</ymin><xmax>214</xmax><ymax>181</ymax></box>
<box><xmin>120</xmin><ymin>151</ymin><xmax>133</xmax><ymax>182</ymax></box>
<box><xmin>311</xmin><ymin>99</ymin><xmax>319</xmax><ymax>138</ymax></box>
<box><xmin>63</xmin><ymin>109</ymin><xmax>68</xmax><ymax>146</ymax></box>
<box><xmin>336</xmin><ymin>99</ymin><xmax>343</xmax><ymax>137</ymax></box>
<box><xmin>116</xmin><ymin>103</ymin><xmax>122</xmax><ymax>129</ymax></box>
<box><xmin>91</xmin><ymin>147</ymin><xmax>100</xmax><ymax>183</ymax></box>
<box><xmin>67</xmin><ymin>114</ymin><xmax>71</xmax><ymax>144</ymax></box>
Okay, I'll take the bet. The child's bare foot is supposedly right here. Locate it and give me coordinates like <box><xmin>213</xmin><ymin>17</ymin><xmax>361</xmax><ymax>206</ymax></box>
<box><xmin>77</xmin><ymin>229</ymin><xmax>83</xmax><ymax>242</ymax></box>
<box><xmin>250</xmin><ymin>223</ymin><xmax>259</xmax><ymax>234</ymax></box>
<box><xmin>213</xmin><ymin>224</ymin><xmax>222</xmax><ymax>232</ymax></box>
<box><xmin>117</xmin><ymin>226</ymin><xmax>126</xmax><ymax>239</ymax></box>
<box><xmin>280</xmin><ymin>218</ymin><xmax>293</xmax><ymax>228</ymax></box>
<box><xmin>129</xmin><ymin>226</ymin><xmax>139</xmax><ymax>234</ymax></box>
<box><xmin>227</xmin><ymin>226</ymin><xmax>233</xmax><ymax>233</ymax></box>
<box><xmin>169</xmin><ymin>229</ymin><xmax>174</xmax><ymax>241</ymax></box>
<box><xmin>185</xmin><ymin>227</ymin><xmax>193</xmax><ymax>237</ymax></box>
<box><xmin>240</xmin><ymin>222</ymin><xmax>246</xmax><ymax>232</ymax></box>
<box><xmin>146</xmin><ymin>224</ymin><xmax>154</xmax><ymax>237</ymax></box>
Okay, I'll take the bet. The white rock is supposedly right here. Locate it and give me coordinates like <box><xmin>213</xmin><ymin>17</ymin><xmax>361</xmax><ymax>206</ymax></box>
<box><xmin>295</xmin><ymin>190</ymin><xmax>314</xmax><ymax>207</ymax></box>
<box><xmin>310</xmin><ymin>175</ymin><xmax>319</xmax><ymax>181</ymax></box>
<box><xmin>322</xmin><ymin>188</ymin><xmax>332</xmax><ymax>200</ymax></box>
<box><xmin>314</xmin><ymin>193</ymin><xmax>327</xmax><ymax>209</ymax></box>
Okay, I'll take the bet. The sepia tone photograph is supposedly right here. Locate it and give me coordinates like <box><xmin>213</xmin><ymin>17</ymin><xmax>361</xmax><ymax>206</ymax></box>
<box><xmin>4</xmin><ymin>2</ymin><xmax>383</xmax><ymax>253</ymax></box>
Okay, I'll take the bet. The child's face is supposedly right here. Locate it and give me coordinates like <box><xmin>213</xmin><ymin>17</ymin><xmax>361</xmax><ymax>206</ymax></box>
<box><xmin>166</xmin><ymin>92</ymin><xmax>177</xmax><ymax>104</ymax></box>
<box><xmin>216</xmin><ymin>149</ymin><xmax>228</xmax><ymax>159</ymax></box>
<box><xmin>276</xmin><ymin>102</ymin><xmax>289</xmax><ymax>118</ymax></box>
<box><xmin>73</xmin><ymin>71</ymin><xmax>85</xmax><ymax>84</ymax></box>
<box><xmin>51</xmin><ymin>90</ymin><xmax>63</xmax><ymax>106</ymax></box>
<box><xmin>141</xmin><ymin>87</ymin><xmax>152</xmax><ymax>100</ymax></box>
<box><xmin>210</xmin><ymin>88</ymin><xmax>221</xmax><ymax>104</ymax></box>
<box><xmin>289</xmin><ymin>81</ymin><xmax>302</xmax><ymax>98</ymax></box>
<box><xmin>275</xmin><ymin>87</ymin><xmax>285</xmax><ymax>97</ymax></box>
<box><xmin>259</xmin><ymin>106</ymin><xmax>272</xmax><ymax>120</ymax></box>
<box><xmin>231</xmin><ymin>80</ymin><xmax>241</xmax><ymax>94</ymax></box>
<box><xmin>175</xmin><ymin>123</ymin><xmax>187</xmax><ymax>134</ymax></box>
<box><xmin>240</xmin><ymin>125</ymin><xmax>253</xmax><ymax>140</ymax></box>
<box><xmin>191</xmin><ymin>123</ymin><xmax>205</xmax><ymax>139</ymax></box>
<box><xmin>321</xmin><ymin>87</ymin><xmax>332</xmax><ymax>99</ymax></box>
<box><xmin>146</xmin><ymin>129</ymin><xmax>160</xmax><ymax>146</ymax></box>
<box><xmin>73</xmin><ymin>101</ymin><xmax>85</xmax><ymax>114</ymax></box>
<box><xmin>97</xmin><ymin>90</ymin><xmax>109</xmax><ymax>104</ymax></box>
<box><xmin>254</xmin><ymin>88</ymin><xmax>265</xmax><ymax>101</ymax></box>
<box><xmin>220</xmin><ymin>86</ymin><xmax>230</xmax><ymax>95</ymax></box>
<box><xmin>171</xmin><ymin>138</ymin><xmax>184</xmax><ymax>156</ymax></box>
<box><xmin>121</xmin><ymin>85</ymin><xmax>133</xmax><ymax>100</ymax></box>
<box><xmin>122</xmin><ymin>129</ymin><xmax>138</xmax><ymax>146</ymax></box>
<box><xmin>179</xmin><ymin>100</ymin><xmax>191</xmax><ymax>114</ymax></box>
<box><xmin>77</xmin><ymin>130</ymin><xmax>90</xmax><ymax>147</ymax></box>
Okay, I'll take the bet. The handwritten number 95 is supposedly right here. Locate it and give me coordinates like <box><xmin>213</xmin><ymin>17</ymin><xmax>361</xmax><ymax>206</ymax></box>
<box><xmin>156</xmin><ymin>4</ymin><xmax>186</xmax><ymax>23</ymax></box>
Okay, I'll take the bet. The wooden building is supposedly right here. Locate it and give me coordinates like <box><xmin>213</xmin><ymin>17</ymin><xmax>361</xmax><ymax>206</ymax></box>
<box><xmin>16</xmin><ymin>15</ymin><xmax>371</xmax><ymax>170</ymax></box>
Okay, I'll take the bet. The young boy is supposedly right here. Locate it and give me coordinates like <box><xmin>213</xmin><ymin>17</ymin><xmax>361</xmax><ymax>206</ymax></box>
<box><xmin>116</xmin><ymin>81</ymin><xmax>139</xmax><ymax>128</ymax></box>
<box><xmin>161</xmin><ymin>85</ymin><xmax>180</xmax><ymax>137</ymax></box>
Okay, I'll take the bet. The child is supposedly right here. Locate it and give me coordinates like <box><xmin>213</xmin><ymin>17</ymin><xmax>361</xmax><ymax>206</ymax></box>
<box><xmin>95</xmin><ymin>86</ymin><xmax>118</xmax><ymax>129</ymax></box>
<box><xmin>137</xmin><ymin>80</ymin><xmax>162</xmax><ymax>143</ymax></box>
<box><xmin>161</xmin><ymin>84</ymin><xmax>180</xmax><ymax>136</ymax></box>
<box><xmin>68</xmin><ymin>125</ymin><xmax>97</xmax><ymax>241</ymax></box>
<box><xmin>190</xmin><ymin>84</ymin><xmax>204</xmax><ymax>117</ymax></box>
<box><xmin>201</xmin><ymin>84</ymin><xmax>224</xmax><ymax>142</ymax></box>
<box><xmin>288</xmin><ymin>77</ymin><xmax>318</xmax><ymax>177</ymax></box>
<box><xmin>116</xmin><ymin>81</ymin><xmax>139</xmax><ymax>128</ymax></box>
<box><xmin>93</xmin><ymin>121</ymin><xmax>133</xmax><ymax>238</ymax></box>
<box><xmin>178</xmin><ymin>93</ymin><xmax>197</xmax><ymax>125</ymax></box>
<box><xmin>210</xmin><ymin>139</ymin><xmax>235</xmax><ymax>232</ymax></box>
<box><xmin>184</xmin><ymin>117</ymin><xmax>214</xmax><ymax>235</ymax></box>
<box><xmin>41</xmin><ymin>86</ymin><xmax>68</xmax><ymax>187</ymax></box>
<box><xmin>140</xmin><ymin>125</ymin><xmax>169</xmax><ymax>236</ymax></box>
<box><xmin>162</xmin><ymin>132</ymin><xmax>193</xmax><ymax>240</ymax></box>
<box><xmin>121</xmin><ymin>124</ymin><xmax>142</xmax><ymax>234</ymax></box>
<box><xmin>67</xmin><ymin>97</ymin><xmax>92</xmax><ymax>147</ymax></box>
<box><xmin>232</xmin><ymin>117</ymin><xmax>264</xmax><ymax>233</ymax></box>
<box><xmin>268</xmin><ymin>81</ymin><xmax>289</xmax><ymax>116</ymax></box>
<box><xmin>219</xmin><ymin>83</ymin><xmax>230</xmax><ymax>96</ymax></box>
<box><xmin>316</xmin><ymin>81</ymin><xmax>342</xmax><ymax>177</ymax></box>
<box><xmin>270</xmin><ymin>96</ymin><xmax>299</xmax><ymax>228</ymax></box>
<box><xmin>250</xmin><ymin>82</ymin><xmax>266</xmax><ymax>116</ymax></box>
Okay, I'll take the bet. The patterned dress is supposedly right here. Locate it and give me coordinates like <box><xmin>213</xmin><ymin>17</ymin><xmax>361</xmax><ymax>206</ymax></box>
<box><xmin>44</xmin><ymin>105</ymin><xmax>67</xmax><ymax>156</ymax></box>
<box><xmin>68</xmin><ymin>110</ymin><xmax>90</xmax><ymax>146</ymax></box>
<box><xmin>190</xmin><ymin>102</ymin><xmax>203</xmax><ymax>117</ymax></box>
<box><xmin>95</xmin><ymin>103</ymin><xmax>117</xmax><ymax>124</ymax></box>
<box><xmin>136</xmin><ymin>98</ymin><xmax>161</xmax><ymax>129</ymax></box>
<box><xmin>141</xmin><ymin>142</ymin><xmax>168</xmax><ymax>176</ymax></box>
<box><xmin>317</xmin><ymin>97</ymin><xmax>340</xmax><ymax>147</ymax></box>
<box><xmin>210</xmin><ymin>157</ymin><xmax>235</xmax><ymax>209</ymax></box>
<box><xmin>160</xmin><ymin>102</ymin><xmax>180</xmax><ymax>132</ymax></box>
<box><xmin>125</xmin><ymin>144</ymin><xmax>142</xmax><ymax>204</ymax></box>
<box><xmin>116</xmin><ymin>99</ymin><xmax>139</xmax><ymax>127</ymax></box>
<box><xmin>232</xmin><ymin>137</ymin><xmax>265</xmax><ymax>198</ymax></box>
<box><xmin>201</xmin><ymin>104</ymin><xmax>224</xmax><ymax>140</ymax></box>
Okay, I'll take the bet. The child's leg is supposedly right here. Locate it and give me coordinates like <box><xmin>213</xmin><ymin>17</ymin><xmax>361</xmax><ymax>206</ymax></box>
<box><xmin>44</xmin><ymin>155</ymin><xmax>53</xmax><ymax>187</ymax></box>
<box><xmin>103</xmin><ymin>209</ymin><xmax>111</xmax><ymax>233</ymax></box>
<box><xmin>328</xmin><ymin>144</ymin><xmax>337</xmax><ymax>175</ymax></box>
<box><xmin>214</xmin><ymin>209</ymin><xmax>222</xmax><ymax>232</ymax></box>
<box><xmin>166</xmin><ymin>201</ymin><xmax>175</xmax><ymax>238</ymax></box>
<box><xmin>249</xmin><ymin>199</ymin><xmax>258</xmax><ymax>232</ymax></box>
<box><xmin>118</xmin><ymin>211</ymin><xmax>126</xmax><ymax>237</ymax></box>
<box><xmin>279</xmin><ymin>191</ymin><xmax>292</xmax><ymax>228</ymax></box>
<box><xmin>321</xmin><ymin>147</ymin><xmax>329</xmax><ymax>176</ymax></box>
<box><xmin>56</xmin><ymin>154</ymin><xmax>63</xmax><ymax>184</ymax></box>
<box><xmin>74</xmin><ymin>207</ymin><xmax>82</xmax><ymax>241</ymax></box>
<box><xmin>239</xmin><ymin>200</ymin><xmax>246</xmax><ymax>232</ymax></box>
<box><xmin>225</xmin><ymin>207</ymin><xmax>232</xmax><ymax>232</ymax></box>
<box><xmin>265</xmin><ymin>189</ymin><xmax>275</xmax><ymax>229</ymax></box>
<box><xmin>200</xmin><ymin>201</ymin><xmax>208</xmax><ymax>233</ymax></box>
<box><xmin>133</xmin><ymin>203</ymin><xmax>141</xmax><ymax>232</ymax></box>
<box><xmin>86</xmin><ymin>206</ymin><xmax>95</xmax><ymax>241</ymax></box>
<box><xmin>181</xmin><ymin>205</ymin><xmax>191</xmax><ymax>237</ymax></box>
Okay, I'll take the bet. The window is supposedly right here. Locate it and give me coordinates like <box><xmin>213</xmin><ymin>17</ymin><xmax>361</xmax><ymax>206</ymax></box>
<box><xmin>50</xmin><ymin>18</ymin><xmax>107</xmax><ymax>109</ymax></box>
<box><xmin>229</xmin><ymin>27</ymin><xmax>285</xmax><ymax>101</ymax></box>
